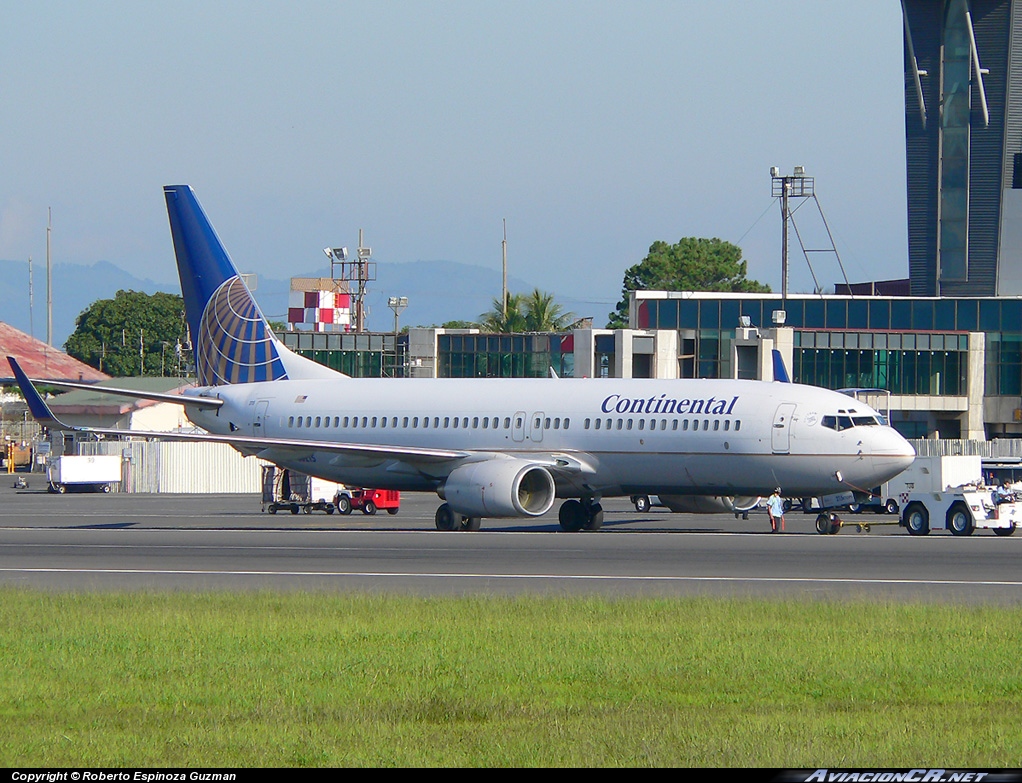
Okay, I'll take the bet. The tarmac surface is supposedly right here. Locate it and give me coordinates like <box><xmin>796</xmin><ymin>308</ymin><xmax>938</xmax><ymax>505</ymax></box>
<box><xmin>1</xmin><ymin>477</ymin><xmax>1021</xmax><ymax>601</ymax></box>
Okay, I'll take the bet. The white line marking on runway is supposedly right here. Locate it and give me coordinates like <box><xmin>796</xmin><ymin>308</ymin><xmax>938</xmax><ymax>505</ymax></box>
<box><xmin>2</xmin><ymin>567</ymin><xmax>1022</xmax><ymax>587</ymax></box>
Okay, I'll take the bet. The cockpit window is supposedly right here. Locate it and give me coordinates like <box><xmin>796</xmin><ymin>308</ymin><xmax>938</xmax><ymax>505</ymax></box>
<box><xmin>823</xmin><ymin>414</ymin><xmax>882</xmax><ymax>431</ymax></box>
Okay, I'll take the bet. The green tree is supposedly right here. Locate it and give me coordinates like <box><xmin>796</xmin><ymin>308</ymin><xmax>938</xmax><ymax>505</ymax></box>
<box><xmin>522</xmin><ymin>288</ymin><xmax>575</xmax><ymax>331</ymax></box>
<box><xmin>608</xmin><ymin>237</ymin><xmax>770</xmax><ymax>328</ymax></box>
<box><xmin>65</xmin><ymin>290</ymin><xmax>190</xmax><ymax>377</ymax></box>
<box><xmin>479</xmin><ymin>292</ymin><xmax>527</xmax><ymax>333</ymax></box>
<box><xmin>479</xmin><ymin>289</ymin><xmax>575</xmax><ymax>333</ymax></box>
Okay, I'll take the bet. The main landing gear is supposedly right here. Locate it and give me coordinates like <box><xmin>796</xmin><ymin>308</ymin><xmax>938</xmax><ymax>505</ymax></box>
<box><xmin>432</xmin><ymin>498</ymin><xmax>605</xmax><ymax>532</ymax></box>
<box><xmin>558</xmin><ymin>498</ymin><xmax>604</xmax><ymax>532</ymax></box>
<box><xmin>434</xmin><ymin>503</ymin><xmax>481</xmax><ymax>531</ymax></box>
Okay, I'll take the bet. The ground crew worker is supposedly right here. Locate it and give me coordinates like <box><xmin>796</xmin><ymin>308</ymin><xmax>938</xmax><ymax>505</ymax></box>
<box><xmin>767</xmin><ymin>487</ymin><xmax>785</xmax><ymax>533</ymax></box>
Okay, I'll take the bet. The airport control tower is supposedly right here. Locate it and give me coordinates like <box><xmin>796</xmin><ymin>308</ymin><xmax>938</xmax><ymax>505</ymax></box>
<box><xmin>903</xmin><ymin>0</ymin><xmax>1022</xmax><ymax>296</ymax></box>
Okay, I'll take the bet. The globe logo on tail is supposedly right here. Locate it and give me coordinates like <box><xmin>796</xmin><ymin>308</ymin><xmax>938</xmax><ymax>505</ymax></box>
<box><xmin>196</xmin><ymin>276</ymin><xmax>287</xmax><ymax>386</ymax></box>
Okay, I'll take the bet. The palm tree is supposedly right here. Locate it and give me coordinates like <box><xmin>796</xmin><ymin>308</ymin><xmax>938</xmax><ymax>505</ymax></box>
<box><xmin>479</xmin><ymin>289</ymin><xmax>575</xmax><ymax>333</ymax></box>
<box><xmin>523</xmin><ymin>288</ymin><xmax>574</xmax><ymax>331</ymax></box>
<box><xmin>479</xmin><ymin>292</ymin><xmax>527</xmax><ymax>332</ymax></box>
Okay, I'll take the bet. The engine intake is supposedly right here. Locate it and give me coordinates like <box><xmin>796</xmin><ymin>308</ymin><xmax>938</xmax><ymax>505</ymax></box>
<box><xmin>440</xmin><ymin>459</ymin><xmax>556</xmax><ymax>518</ymax></box>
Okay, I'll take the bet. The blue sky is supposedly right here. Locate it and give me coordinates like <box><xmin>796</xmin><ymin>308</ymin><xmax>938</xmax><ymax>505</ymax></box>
<box><xmin>0</xmin><ymin>1</ymin><xmax>906</xmax><ymax>322</ymax></box>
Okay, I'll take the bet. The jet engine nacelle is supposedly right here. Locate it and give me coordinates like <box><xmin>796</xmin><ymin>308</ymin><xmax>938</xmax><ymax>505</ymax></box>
<box><xmin>659</xmin><ymin>495</ymin><xmax>761</xmax><ymax>514</ymax></box>
<box><xmin>439</xmin><ymin>458</ymin><xmax>556</xmax><ymax>518</ymax></box>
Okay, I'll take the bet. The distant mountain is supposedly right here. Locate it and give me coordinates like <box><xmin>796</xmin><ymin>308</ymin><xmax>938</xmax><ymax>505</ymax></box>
<box><xmin>0</xmin><ymin>260</ymin><xmax>177</xmax><ymax>350</ymax></box>
<box><xmin>0</xmin><ymin>258</ymin><xmax>606</xmax><ymax>349</ymax></box>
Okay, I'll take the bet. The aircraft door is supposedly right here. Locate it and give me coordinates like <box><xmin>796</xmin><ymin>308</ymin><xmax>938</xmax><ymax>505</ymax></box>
<box><xmin>529</xmin><ymin>411</ymin><xmax>545</xmax><ymax>443</ymax></box>
<box><xmin>771</xmin><ymin>403</ymin><xmax>796</xmax><ymax>454</ymax></box>
<box><xmin>512</xmin><ymin>411</ymin><xmax>526</xmax><ymax>442</ymax></box>
<box><xmin>252</xmin><ymin>400</ymin><xmax>270</xmax><ymax>436</ymax></box>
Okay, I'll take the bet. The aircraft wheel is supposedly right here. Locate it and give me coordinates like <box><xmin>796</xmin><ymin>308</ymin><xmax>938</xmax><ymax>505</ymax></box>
<box><xmin>904</xmin><ymin>503</ymin><xmax>929</xmax><ymax>536</ymax></box>
<box><xmin>947</xmin><ymin>502</ymin><xmax>974</xmax><ymax>537</ymax></box>
<box><xmin>460</xmin><ymin>516</ymin><xmax>481</xmax><ymax>531</ymax></box>
<box><xmin>336</xmin><ymin>496</ymin><xmax>351</xmax><ymax>515</ymax></box>
<box><xmin>994</xmin><ymin>522</ymin><xmax>1016</xmax><ymax>537</ymax></box>
<box><xmin>884</xmin><ymin>499</ymin><xmax>899</xmax><ymax>515</ymax></box>
<box><xmin>815</xmin><ymin>513</ymin><xmax>839</xmax><ymax>535</ymax></box>
<box><xmin>633</xmin><ymin>495</ymin><xmax>650</xmax><ymax>513</ymax></box>
<box><xmin>583</xmin><ymin>502</ymin><xmax>604</xmax><ymax>531</ymax></box>
<box><xmin>435</xmin><ymin>503</ymin><xmax>458</xmax><ymax>531</ymax></box>
<box><xmin>558</xmin><ymin>500</ymin><xmax>586</xmax><ymax>532</ymax></box>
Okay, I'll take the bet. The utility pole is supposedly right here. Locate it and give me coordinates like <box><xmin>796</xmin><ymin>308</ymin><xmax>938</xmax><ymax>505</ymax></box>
<box><xmin>28</xmin><ymin>256</ymin><xmax>33</xmax><ymax>341</ymax></box>
<box><xmin>46</xmin><ymin>208</ymin><xmax>52</xmax><ymax>347</ymax></box>
<box><xmin>501</xmin><ymin>219</ymin><xmax>507</xmax><ymax>322</ymax></box>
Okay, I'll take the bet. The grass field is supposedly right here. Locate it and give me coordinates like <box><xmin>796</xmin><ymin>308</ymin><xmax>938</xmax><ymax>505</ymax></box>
<box><xmin>1</xmin><ymin>589</ymin><xmax>1020</xmax><ymax>767</ymax></box>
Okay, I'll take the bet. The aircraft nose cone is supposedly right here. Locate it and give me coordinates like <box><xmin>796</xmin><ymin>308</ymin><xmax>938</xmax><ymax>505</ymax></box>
<box><xmin>871</xmin><ymin>428</ymin><xmax>916</xmax><ymax>481</ymax></box>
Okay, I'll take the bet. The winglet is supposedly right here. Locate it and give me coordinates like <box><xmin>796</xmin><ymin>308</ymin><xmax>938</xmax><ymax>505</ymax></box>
<box><xmin>772</xmin><ymin>349</ymin><xmax>791</xmax><ymax>383</ymax></box>
<box><xmin>6</xmin><ymin>357</ymin><xmax>71</xmax><ymax>429</ymax></box>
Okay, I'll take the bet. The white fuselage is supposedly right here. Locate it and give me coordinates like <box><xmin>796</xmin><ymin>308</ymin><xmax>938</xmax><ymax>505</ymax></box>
<box><xmin>182</xmin><ymin>376</ymin><xmax>914</xmax><ymax>499</ymax></box>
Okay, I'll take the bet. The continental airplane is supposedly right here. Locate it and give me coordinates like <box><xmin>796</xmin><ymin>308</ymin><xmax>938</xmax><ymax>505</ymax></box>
<box><xmin>8</xmin><ymin>185</ymin><xmax>916</xmax><ymax>531</ymax></box>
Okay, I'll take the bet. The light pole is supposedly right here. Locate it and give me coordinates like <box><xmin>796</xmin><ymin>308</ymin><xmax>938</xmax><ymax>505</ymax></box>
<box><xmin>387</xmin><ymin>297</ymin><xmax>408</xmax><ymax>378</ymax></box>
<box><xmin>388</xmin><ymin>296</ymin><xmax>408</xmax><ymax>335</ymax></box>
<box><xmin>770</xmin><ymin>165</ymin><xmax>814</xmax><ymax>314</ymax></box>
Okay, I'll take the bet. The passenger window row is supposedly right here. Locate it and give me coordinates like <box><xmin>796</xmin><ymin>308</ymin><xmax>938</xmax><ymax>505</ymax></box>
<box><xmin>285</xmin><ymin>415</ymin><xmax>572</xmax><ymax>431</ymax></box>
<box><xmin>582</xmin><ymin>418</ymin><xmax>741</xmax><ymax>432</ymax></box>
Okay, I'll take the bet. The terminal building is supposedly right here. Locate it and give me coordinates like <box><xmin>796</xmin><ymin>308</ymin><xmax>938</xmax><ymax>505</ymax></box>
<box><xmin>902</xmin><ymin>0</ymin><xmax>1022</xmax><ymax>296</ymax></box>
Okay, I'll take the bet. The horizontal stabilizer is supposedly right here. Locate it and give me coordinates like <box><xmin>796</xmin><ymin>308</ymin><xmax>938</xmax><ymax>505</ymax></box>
<box><xmin>21</xmin><ymin>377</ymin><xmax>224</xmax><ymax>409</ymax></box>
<box><xmin>7</xmin><ymin>357</ymin><xmax>71</xmax><ymax>429</ymax></box>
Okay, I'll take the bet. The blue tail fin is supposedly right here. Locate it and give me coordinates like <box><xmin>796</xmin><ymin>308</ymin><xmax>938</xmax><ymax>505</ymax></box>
<box><xmin>7</xmin><ymin>357</ymin><xmax>68</xmax><ymax>429</ymax></box>
<box><xmin>772</xmin><ymin>349</ymin><xmax>791</xmax><ymax>383</ymax></box>
<box><xmin>164</xmin><ymin>186</ymin><xmax>341</xmax><ymax>385</ymax></box>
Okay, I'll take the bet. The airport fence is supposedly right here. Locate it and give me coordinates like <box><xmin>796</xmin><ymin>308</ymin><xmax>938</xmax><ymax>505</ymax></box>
<box><xmin>76</xmin><ymin>440</ymin><xmax>268</xmax><ymax>493</ymax></box>
<box><xmin>908</xmin><ymin>438</ymin><xmax>1022</xmax><ymax>460</ymax></box>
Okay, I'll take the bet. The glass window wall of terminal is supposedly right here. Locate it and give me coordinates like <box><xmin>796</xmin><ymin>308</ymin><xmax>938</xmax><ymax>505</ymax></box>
<box><xmin>282</xmin><ymin>332</ymin><xmax>403</xmax><ymax>378</ymax></box>
<box><xmin>987</xmin><ymin>333</ymin><xmax>1022</xmax><ymax>396</ymax></box>
<box><xmin>438</xmin><ymin>333</ymin><xmax>575</xmax><ymax>378</ymax></box>
<box><xmin>639</xmin><ymin>296</ymin><xmax>1022</xmax><ymax>334</ymax></box>
<box><xmin>793</xmin><ymin>345</ymin><xmax>966</xmax><ymax>396</ymax></box>
<box><xmin>638</xmin><ymin>295</ymin><xmax>1022</xmax><ymax>397</ymax></box>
